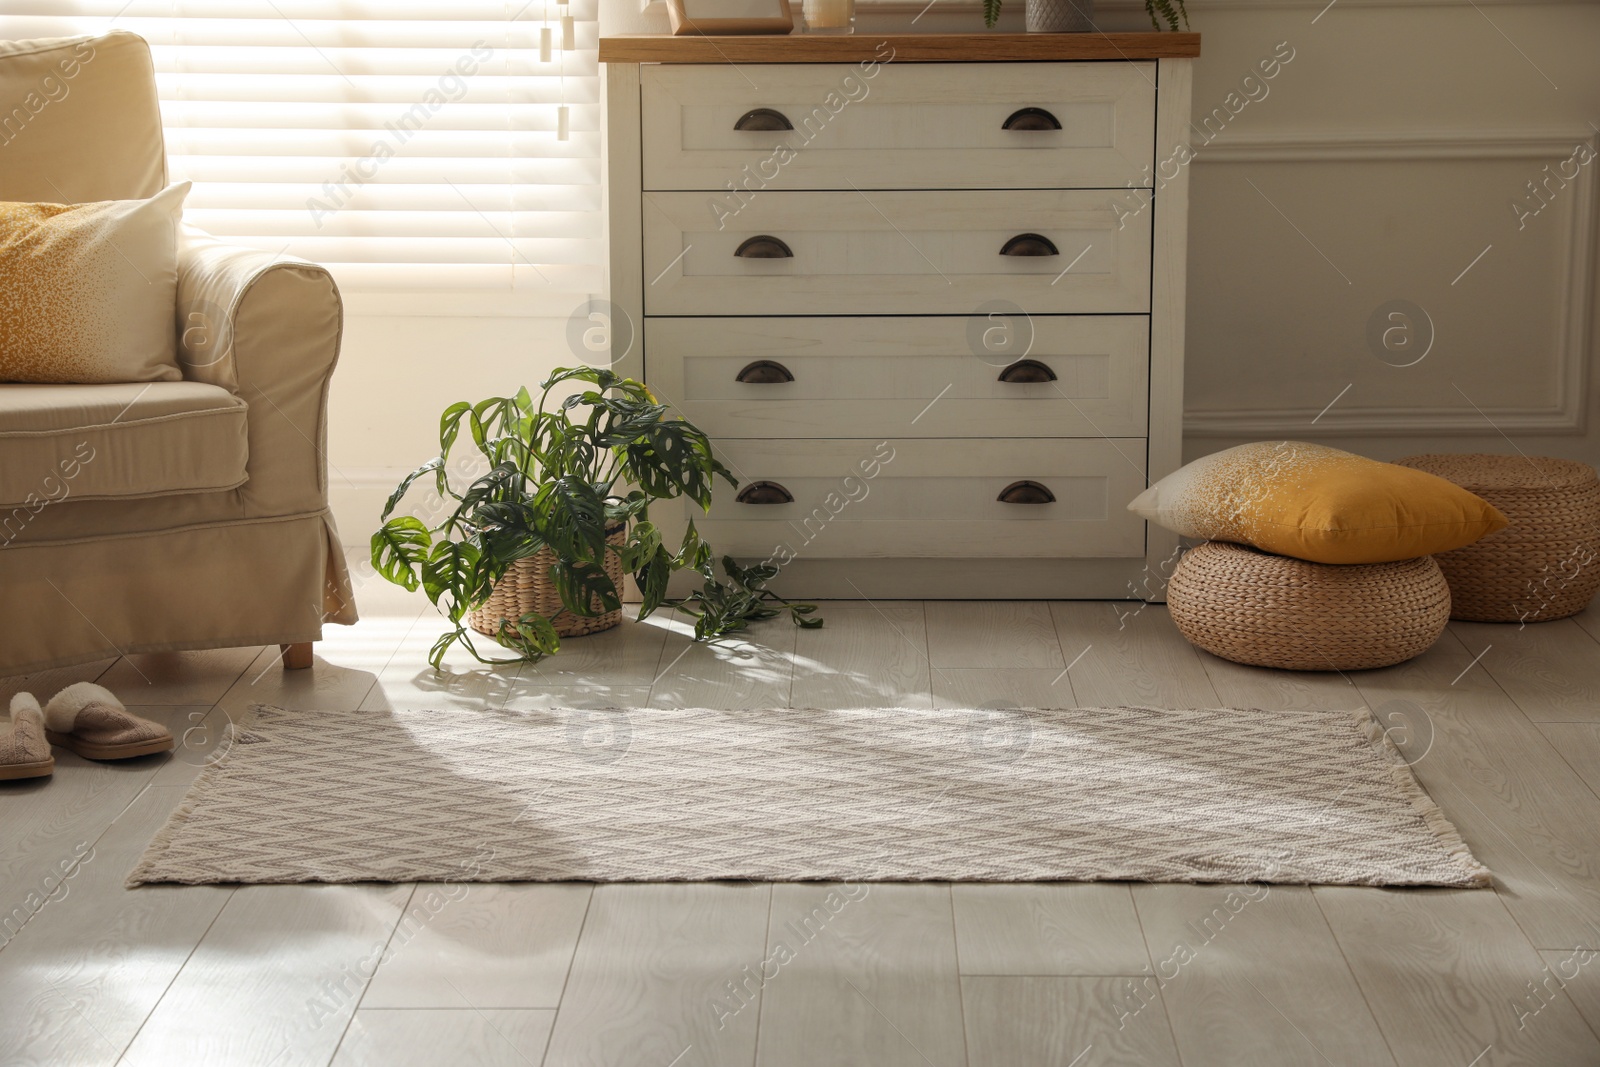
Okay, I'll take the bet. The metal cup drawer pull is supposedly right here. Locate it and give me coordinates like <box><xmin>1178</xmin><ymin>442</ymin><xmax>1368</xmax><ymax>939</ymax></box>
<box><xmin>734</xmin><ymin>235</ymin><xmax>794</xmax><ymax>259</ymax></box>
<box><xmin>997</xmin><ymin>358</ymin><xmax>1057</xmax><ymax>384</ymax></box>
<box><xmin>735</xmin><ymin>359</ymin><xmax>795</xmax><ymax>384</ymax></box>
<box><xmin>736</xmin><ymin>481</ymin><xmax>795</xmax><ymax>504</ymax></box>
<box><xmin>997</xmin><ymin>480</ymin><xmax>1056</xmax><ymax>504</ymax></box>
<box><xmin>1001</xmin><ymin>107</ymin><xmax>1062</xmax><ymax>131</ymax></box>
<box><xmin>1000</xmin><ymin>233</ymin><xmax>1059</xmax><ymax>257</ymax></box>
<box><xmin>734</xmin><ymin>107</ymin><xmax>794</xmax><ymax>132</ymax></box>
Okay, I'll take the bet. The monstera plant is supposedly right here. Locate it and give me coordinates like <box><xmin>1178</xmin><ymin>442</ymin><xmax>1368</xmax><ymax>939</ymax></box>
<box><xmin>371</xmin><ymin>366</ymin><xmax>819</xmax><ymax>668</ymax></box>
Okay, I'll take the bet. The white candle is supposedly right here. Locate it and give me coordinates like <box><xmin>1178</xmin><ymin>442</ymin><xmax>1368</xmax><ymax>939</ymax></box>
<box><xmin>804</xmin><ymin>0</ymin><xmax>854</xmax><ymax>33</ymax></box>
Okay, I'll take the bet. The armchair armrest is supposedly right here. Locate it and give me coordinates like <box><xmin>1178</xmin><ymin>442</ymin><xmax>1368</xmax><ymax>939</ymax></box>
<box><xmin>175</xmin><ymin>225</ymin><xmax>344</xmax><ymax>517</ymax></box>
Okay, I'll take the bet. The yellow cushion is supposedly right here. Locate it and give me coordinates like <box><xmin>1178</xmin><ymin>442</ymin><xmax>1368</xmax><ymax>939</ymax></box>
<box><xmin>1128</xmin><ymin>441</ymin><xmax>1508</xmax><ymax>564</ymax></box>
<box><xmin>0</xmin><ymin>182</ymin><xmax>188</xmax><ymax>384</ymax></box>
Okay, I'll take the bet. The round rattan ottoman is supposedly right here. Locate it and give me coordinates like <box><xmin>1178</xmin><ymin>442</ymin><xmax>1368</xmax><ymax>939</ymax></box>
<box><xmin>1395</xmin><ymin>454</ymin><xmax>1600</xmax><ymax>622</ymax></box>
<box><xmin>1166</xmin><ymin>542</ymin><xmax>1451</xmax><ymax>671</ymax></box>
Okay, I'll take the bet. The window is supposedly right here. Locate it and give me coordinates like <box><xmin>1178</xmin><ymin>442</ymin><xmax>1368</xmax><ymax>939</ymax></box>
<box><xmin>8</xmin><ymin>1</ymin><xmax>602</xmax><ymax>298</ymax></box>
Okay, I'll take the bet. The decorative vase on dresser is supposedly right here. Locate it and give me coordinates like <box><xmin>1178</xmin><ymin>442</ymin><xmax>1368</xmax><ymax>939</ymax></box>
<box><xmin>599</xmin><ymin>32</ymin><xmax>1201</xmax><ymax>599</ymax></box>
<box><xmin>1026</xmin><ymin>0</ymin><xmax>1094</xmax><ymax>33</ymax></box>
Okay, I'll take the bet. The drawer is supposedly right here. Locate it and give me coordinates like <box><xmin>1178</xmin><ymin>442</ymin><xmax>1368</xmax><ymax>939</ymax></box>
<box><xmin>647</xmin><ymin>316</ymin><xmax>1149</xmax><ymax>439</ymax></box>
<box><xmin>642</xmin><ymin>190</ymin><xmax>1151</xmax><ymax>316</ymax></box>
<box><xmin>675</xmin><ymin>438</ymin><xmax>1148</xmax><ymax>559</ymax></box>
<box><xmin>639</xmin><ymin>62</ymin><xmax>1155</xmax><ymax>191</ymax></box>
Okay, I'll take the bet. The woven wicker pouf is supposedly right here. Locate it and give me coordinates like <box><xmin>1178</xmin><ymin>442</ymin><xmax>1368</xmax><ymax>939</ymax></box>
<box><xmin>1167</xmin><ymin>542</ymin><xmax>1451</xmax><ymax>671</ymax></box>
<box><xmin>1395</xmin><ymin>454</ymin><xmax>1600</xmax><ymax>622</ymax></box>
<box><xmin>469</xmin><ymin>525</ymin><xmax>626</xmax><ymax>640</ymax></box>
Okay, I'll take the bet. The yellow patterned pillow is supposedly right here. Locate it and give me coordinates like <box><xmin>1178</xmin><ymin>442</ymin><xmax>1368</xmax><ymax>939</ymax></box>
<box><xmin>0</xmin><ymin>182</ymin><xmax>189</xmax><ymax>384</ymax></box>
<box><xmin>1128</xmin><ymin>441</ymin><xmax>1508</xmax><ymax>564</ymax></box>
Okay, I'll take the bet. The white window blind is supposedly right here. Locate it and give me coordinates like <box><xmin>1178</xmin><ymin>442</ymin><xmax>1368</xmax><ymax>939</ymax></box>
<box><xmin>6</xmin><ymin>1</ymin><xmax>602</xmax><ymax>295</ymax></box>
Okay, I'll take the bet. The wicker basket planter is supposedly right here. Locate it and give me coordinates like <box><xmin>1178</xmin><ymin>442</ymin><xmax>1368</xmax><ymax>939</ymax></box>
<box><xmin>468</xmin><ymin>525</ymin><xmax>627</xmax><ymax>640</ymax></box>
<box><xmin>1394</xmin><ymin>454</ymin><xmax>1600</xmax><ymax>623</ymax></box>
<box><xmin>1167</xmin><ymin>541</ymin><xmax>1451</xmax><ymax>671</ymax></box>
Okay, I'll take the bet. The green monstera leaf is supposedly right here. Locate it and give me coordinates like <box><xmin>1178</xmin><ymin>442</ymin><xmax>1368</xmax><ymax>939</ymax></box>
<box><xmin>370</xmin><ymin>517</ymin><xmax>431</xmax><ymax>591</ymax></box>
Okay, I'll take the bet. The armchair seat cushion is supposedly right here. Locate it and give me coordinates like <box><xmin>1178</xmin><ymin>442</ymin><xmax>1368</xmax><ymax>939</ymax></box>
<box><xmin>0</xmin><ymin>381</ymin><xmax>248</xmax><ymax>507</ymax></box>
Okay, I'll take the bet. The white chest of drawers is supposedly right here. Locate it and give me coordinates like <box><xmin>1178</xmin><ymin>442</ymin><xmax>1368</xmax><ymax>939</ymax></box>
<box><xmin>601</xmin><ymin>33</ymin><xmax>1199</xmax><ymax>598</ymax></box>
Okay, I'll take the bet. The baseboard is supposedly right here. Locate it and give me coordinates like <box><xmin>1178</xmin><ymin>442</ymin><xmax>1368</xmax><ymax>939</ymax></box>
<box><xmin>690</xmin><ymin>557</ymin><xmax>1161</xmax><ymax>600</ymax></box>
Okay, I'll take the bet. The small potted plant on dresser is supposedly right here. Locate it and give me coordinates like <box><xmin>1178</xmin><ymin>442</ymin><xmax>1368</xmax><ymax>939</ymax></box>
<box><xmin>371</xmin><ymin>366</ymin><xmax>819</xmax><ymax>668</ymax></box>
<box><xmin>984</xmin><ymin>0</ymin><xmax>1187</xmax><ymax>34</ymax></box>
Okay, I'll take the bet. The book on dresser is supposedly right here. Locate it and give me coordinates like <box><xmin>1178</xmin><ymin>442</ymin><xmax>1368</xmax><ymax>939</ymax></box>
<box><xmin>599</xmin><ymin>32</ymin><xmax>1200</xmax><ymax>600</ymax></box>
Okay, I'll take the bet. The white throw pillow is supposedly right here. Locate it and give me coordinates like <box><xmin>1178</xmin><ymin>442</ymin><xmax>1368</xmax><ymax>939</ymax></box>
<box><xmin>0</xmin><ymin>181</ymin><xmax>189</xmax><ymax>384</ymax></box>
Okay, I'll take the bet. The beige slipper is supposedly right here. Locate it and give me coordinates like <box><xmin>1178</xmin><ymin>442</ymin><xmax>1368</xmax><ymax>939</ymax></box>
<box><xmin>2</xmin><ymin>694</ymin><xmax>55</xmax><ymax>780</ymax></box>
<box><xmin>44</xmin><ymin>682</ymin><xmax>174</xmax><ymax>761</ymax></box>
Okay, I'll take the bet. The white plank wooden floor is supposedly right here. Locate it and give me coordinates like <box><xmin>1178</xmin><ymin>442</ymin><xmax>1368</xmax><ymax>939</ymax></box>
<box><xmin>3</xmin><ymin>577</ymin><xmax>1599</xmax><ymax>1067</ymax></box>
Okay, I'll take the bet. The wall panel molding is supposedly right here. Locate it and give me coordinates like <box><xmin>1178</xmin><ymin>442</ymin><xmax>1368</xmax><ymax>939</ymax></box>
<box><xmin>844</xmin><ymin>0</ymin><xmax>1589</xmax><ymax>14</ymax></box>
<box><xmin>1192</xmin><ymin>129</ymin><xmax>1599</xmax><ymax>163</ymax></box>
<box><xmin>1183</xmin><ymin>129</ymin><xmax>1596</xmax><ymax>437</ymax></box>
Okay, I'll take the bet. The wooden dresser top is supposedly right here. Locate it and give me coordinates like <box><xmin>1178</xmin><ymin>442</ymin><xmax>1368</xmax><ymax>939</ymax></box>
<box><xmin>599</xmin><ymin>32</ymin><xmax>1200</xmax><ymax>64</ymax></box>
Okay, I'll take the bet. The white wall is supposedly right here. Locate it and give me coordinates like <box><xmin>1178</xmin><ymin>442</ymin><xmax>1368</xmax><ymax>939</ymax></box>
<box><xmin>1172</xmin><ymin>0</ymin><xmax>1599</xmax><ymax>470</ymax></box>
<box><xmin>328</xmin><ymin>0</ymin><xmax>1600</xmax><ymax>548</ymax></box>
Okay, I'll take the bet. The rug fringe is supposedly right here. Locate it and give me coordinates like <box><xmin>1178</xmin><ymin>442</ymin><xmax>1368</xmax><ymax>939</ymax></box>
<box><xmin>1349</xmin><ymin>704</ymin><xmax>1493</xmax><ymax>889</ymax></box>
<box><xmin>126</xmin><ymin>703</ymin><xmax>270</xmax><ymax>888</ymax></box>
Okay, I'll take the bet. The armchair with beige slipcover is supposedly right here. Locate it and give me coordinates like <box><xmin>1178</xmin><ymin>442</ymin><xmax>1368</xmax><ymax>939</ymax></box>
<box><xmin>0</xmin><ymin>31</ymin><xmax>357</xmax><ymax>675</ymax></box>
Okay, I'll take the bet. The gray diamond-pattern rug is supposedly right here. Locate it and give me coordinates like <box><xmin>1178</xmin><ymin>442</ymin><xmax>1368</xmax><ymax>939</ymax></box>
<box><xmin>127</xmin><ymin>704</ymin><xmax>1490</xmax><ymax>887</ymax></box>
